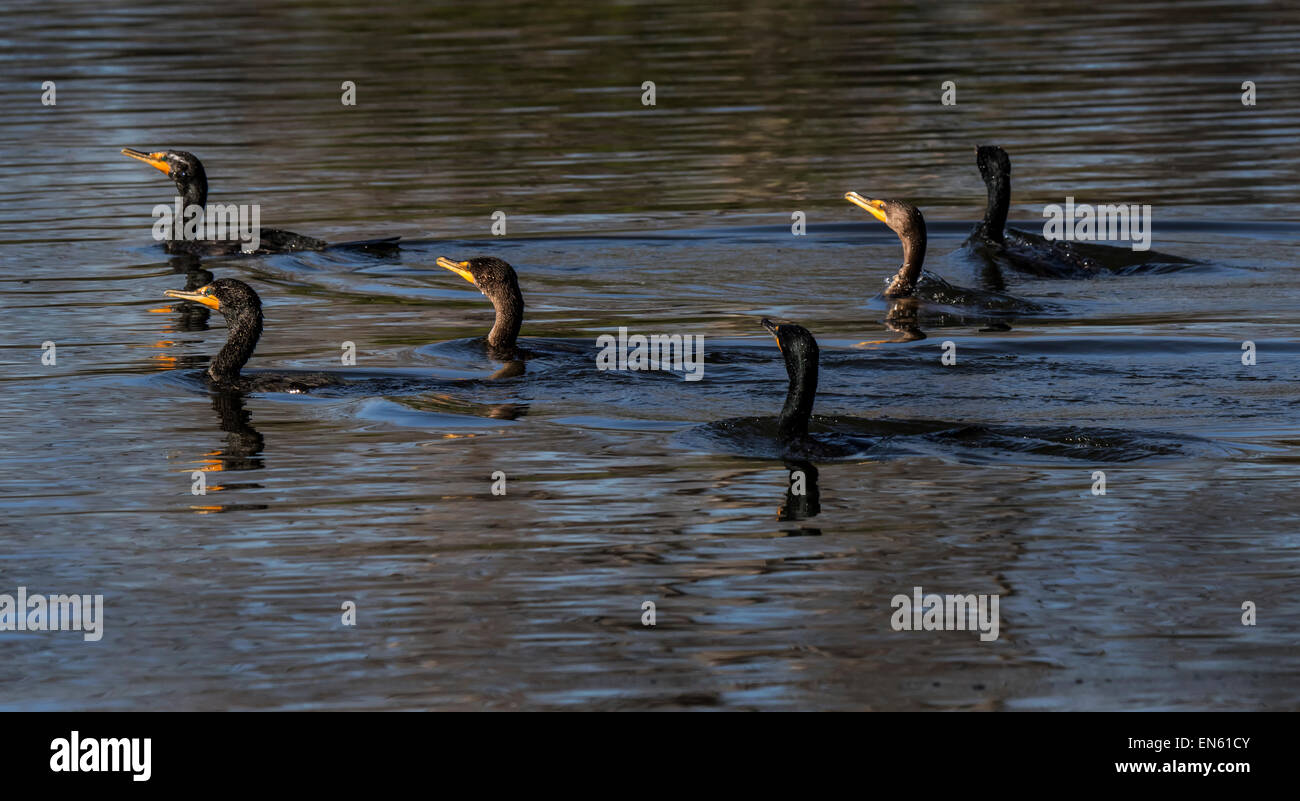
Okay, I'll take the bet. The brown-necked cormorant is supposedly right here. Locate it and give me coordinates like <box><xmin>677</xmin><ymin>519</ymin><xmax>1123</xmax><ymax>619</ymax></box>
<box><xmin>971</xmin><ymin>144</ymin><xmax>1193</xmax><ymax>276</ymax></box>
<box><xmin>123</xmin><ymin>148</ymin><xmax>399</xmax><ymax>256</ymax></box>
<box><xmin>845</xmin><ymin>192</ymin><xmax>1048</xmax><ymax>314</ymax></box>
<box><xmin>165</xmin><ymin>277</ymin><xmax>528</xmax><ymax>393</ymax></box>
<box><xmin>435</xmin><ymin>256</ymin><xmax>524</xmax><ymax>359</ymax></box>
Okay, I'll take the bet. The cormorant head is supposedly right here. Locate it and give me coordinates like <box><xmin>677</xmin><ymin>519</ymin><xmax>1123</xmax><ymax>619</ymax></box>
<box><xmin>164</xmin><ymin>278</ymin><xmax>261</xmax><ymax>322</ymax></box>
<box><xmin>436</xmin><ymin>256</ymin><xmax>523</xmax><ymax>305</ymax></box>
<box><xmin>761</xmin><ymin>318</ymin><xmax>817</xmax><ymax>363</ymax></box>
<box><xmin>975</xmin><ymin>144</ymin><xmax>1011</xmax><ymax>186</ymax></box>
<box><xmin>163</xmin><ymin>278</ymin><xmax>263</xmax><ymax>383</ymax></box>
<box><xmin>845</xmin><ymin>193</ymin><xmax>928</xmax><ymax>297</ymax></box>
<box><xmin>844</xmin><ymin>193</ymin><xmax>925</xmax><ymax>243</ymax></box>
<box><xmin>122</xmin><ymin>148</ymin><xmax>208</xmax><ymax>199</ymax></box>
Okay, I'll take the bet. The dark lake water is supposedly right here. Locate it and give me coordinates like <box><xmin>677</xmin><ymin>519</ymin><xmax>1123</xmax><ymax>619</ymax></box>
<box><xmin>3</xmin><ymin>0</ymin><xmax>1299</xmax><ymax>710</ymax></box>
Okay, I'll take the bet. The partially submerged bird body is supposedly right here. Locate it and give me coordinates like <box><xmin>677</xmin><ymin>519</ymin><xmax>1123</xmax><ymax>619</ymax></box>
<box><xmin>686</xmin><ymin>319</ymin><xmax>1209</xmax><ymax>464</ymax></box>
<box><xmin>122</xmin><ymin>148</ymin><xmax>397</xmax><ymax>256</ymax></box>
<box><xmin>165</xmin><ymin>272</ymin><xmax>532</xmax><ymax>395</ymax></box>
<box><xmin>845</xmin><ymin>192</ymin><xmax>1050</xmax><ymax>316</ymax></box>
<box><xmin>970</xmin><ymin>145</ymin><xmax>1194</xmax><ymax>277</ymax></box>
<box><xmin>689</xmin><ymin>319</ymin><xmax>876</xmax><ymax>460</ymax></box>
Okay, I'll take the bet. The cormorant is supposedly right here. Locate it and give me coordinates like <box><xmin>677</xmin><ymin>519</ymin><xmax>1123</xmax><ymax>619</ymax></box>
<box><xmin>122</xmin><ymin>148</ymin><xmax>399</xmax><ymax>256</ymax></box>
<box><xmin>684</xmin><ymin>319</ymin><xmax>874</xmax><ymax>460</ymax></box>
<box><xmin>163</xmin><ymin>279</ymin><xmax>348</xmax><ymax>393</ymax></box>
<box><xmin>845</xmin><ymin>192</ymin><xmax>1048</xmax><ymax>314</ymax></box>
<box><xmin>688</xmin><ymin>319</ymin><xmax>1206</xmax><ymax>463</ymax></box>
<box><xmin>762</xmin><ymin>318</ymin><xmax>819</xmax><ymax>442</ymax></box>
<box><xmin>435</xmin><ymin>256</ymin><xmax>524</xmax><ymax>359</ymax></box>
<box><xmin>970</xmin><ymin>144</ymin><xmax>1193</xmax><ymax>276</ymax></box>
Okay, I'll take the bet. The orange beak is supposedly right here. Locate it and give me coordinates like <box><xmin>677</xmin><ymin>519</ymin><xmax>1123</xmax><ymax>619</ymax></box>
<box><xmin>122</xmin><ymin>148</ymin><xmax>171</xmax><ymax>175</ymax></box>
<box><xmin>164</xmin><ymin>286</ymin><xmax>220</xmax><ymax>310</ymax></box>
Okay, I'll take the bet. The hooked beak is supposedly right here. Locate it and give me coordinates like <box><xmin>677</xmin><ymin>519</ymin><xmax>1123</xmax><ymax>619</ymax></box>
<box><xmin>761</xmin><ymin>318</ymin><xmax>783</xmax><ymax>352</ymax></box>
<box><xmin>122</xmin><ymin>148</ymin><xmax>171</xmax><ymax>175</ymax></box>
<box><xmin>436</xmin><ymin>257</ymin><xmax>476</xmax><ymax>286</ymax></box>
<box><xmin>845</xmin><ymin>191</ymin><xmax>888</xmax><ymax>223</ymax></box>
<box><xmin>164</xmin><ymin>286</ymin><xmax>220</xmax><ymax>310</ymax></box>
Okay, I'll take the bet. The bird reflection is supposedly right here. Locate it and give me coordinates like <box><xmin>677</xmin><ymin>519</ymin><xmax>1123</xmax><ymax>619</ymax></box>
<box><xmin>489</xmin><ymin>359</ymin><xmax>526</xmax><ymax>380</ymax></box>
<box><xmin>974</xmin><ymin>253</ymin><xmax>1010</xmax><ymax>293</ymax></box>
<box><xmin>208</xmin><ymin>391</ymin><xmax>265</xmax><ymax>472</ymax></box>
<box><xmin>486</xmin><ymin>403</ymin><xmax>527</xmax><ymax>420</ymax></box>
<box><xmin>395</xmin><ymin>390</ymin><xmax>529</xmax><ymax>421</ymax></box>
<box><xmin>777</xmin><ymin>459</ymin><xmax>821</xmax><ymax>534</ymax></box>
<box><xmin>186</xmin><ymin>391</ymin><xmax>268</xmax><ymax>514</ymax></box>
<box><xmin>169</xmin><ymin>257</ymin><xmax>214</xmax><ymax>332</ymax></box>
<box><xmin>854</xmin><ymin>299</ymin><xmax>926</xmax><ymax>346</ymax></box>
<box><xmin>854</xmin><ymin>299</ymin><xmax>1016</xmax><ymax>347</ymax></box>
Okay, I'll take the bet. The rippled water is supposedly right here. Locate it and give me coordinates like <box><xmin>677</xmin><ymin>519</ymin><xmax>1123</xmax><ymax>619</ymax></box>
<box><xmin>2</xmin><ymin>0</ymin><xmax>1299</xmax><ymax>710</ymax></box>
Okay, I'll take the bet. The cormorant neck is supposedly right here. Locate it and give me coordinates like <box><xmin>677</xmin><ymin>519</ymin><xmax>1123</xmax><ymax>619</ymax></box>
<box><xmin>976</xmin><ymin>164</ymin><xmax>1009</xmax><ymax>243</ymax></box>
<box><xmin>171</xmin><ymin>177</ymin><xmax>207</xmax><ymax>241</ymax></box>
<box><xmin>487</xmin><ymin>291</ymin><xmax>524</xmax><ymax>351</ymax></box>
<box><xmin>777</xmin><ymin>343</ymin><xmax>818</xmax><ymax>440</ymax></box>
<box><xmin>209</xmin><ymin>308</ymin><xmax>262</xmax><ymax>385</ymax></box>
<box><xmin>886</xmin><ymin>227</ymin><xmax>926</xmax><ymax>298</ymax></box>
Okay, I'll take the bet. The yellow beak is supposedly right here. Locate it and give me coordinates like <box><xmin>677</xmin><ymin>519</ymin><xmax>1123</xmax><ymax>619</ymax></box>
<box><xmin>164</xmin><ymin>286</ymin><xmax>220</xmax><ymax>310</ymax></box>
<box><xmin>845</xmin><ymin>191</ymin><xmax>888</xmax><ymax>223</ymax></box>
<box><xmin>436</xmin><ymin>257</ymin><xmax>476</xmax><ymax>286</ymax></box>
<box><xmin>122</xmin><ymin>148</ymin><xmax>172</xmax><ymax>175</ymax></box>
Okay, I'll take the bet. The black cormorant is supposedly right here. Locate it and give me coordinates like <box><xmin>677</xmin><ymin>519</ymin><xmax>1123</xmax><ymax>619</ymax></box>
<box><xmin>123</xmin><ymin>148</ymin><xmax>399</xmax><ymax>256</ymax></box>
<box><xmin>688</xmin><ymin>319</ymin><xmax>1206</xmax><ymax>463</ymax></box>
<box><xmin>970</xmin><ymin>144</ymin><xmax>1193</xmax><ymax>276</ymax></box>
<box><xmin>163</xmin><ymin>279</ymin><xmax>348</xmax><ymax>393</ymax></box>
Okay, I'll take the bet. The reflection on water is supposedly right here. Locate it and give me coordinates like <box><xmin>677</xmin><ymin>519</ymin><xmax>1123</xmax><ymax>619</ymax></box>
<box><xmin>777</xmin><ymin>460</ymin><xmax>820</xmax><ymax>526</ymax></box>
<box><xmin>2</xmin><ymin>0</ymin><xmax>1299</xmax><ymax>710</ymax></box>
<box><xmin>208</xmin><ymin>391</ymin><xmax>266</xmax><ymax>473</ymax></box>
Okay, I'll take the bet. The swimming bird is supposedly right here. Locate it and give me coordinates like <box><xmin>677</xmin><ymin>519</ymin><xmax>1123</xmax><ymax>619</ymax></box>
<box><xmin>971</xmin><ymin>144</ymin><xmax>1193</xmax><ymax>276</ymax></box>
<box><xmin>122</xmin><ymin>148</ymin><xmax>399</xmax><ymax>256</ymax></box>
<box><xmin>687</xmin><ymin>319</ymin><xmax>1206</xmax><ymax>463</ymax></box>
<box><xmin>684</xmin><ymin>319</ymin><xmax>872</xmax><ymax>460</ymax></box>
<box><xmin>435</xmin><ymin>256</ymin><xmax>525</xmax><ymax>359</ymax></box>
<box><xmin>163</xmin><ymin>279</ymin><xmax>348</xmax><ymax>393</ymax></box>
<box><xmin>845</xmin><ymin>192</ymin><xmax>1047</xmax><ymax>315</ymax></box>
